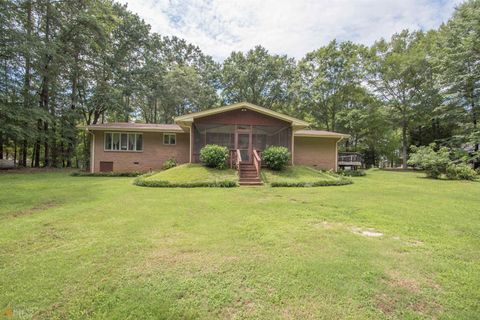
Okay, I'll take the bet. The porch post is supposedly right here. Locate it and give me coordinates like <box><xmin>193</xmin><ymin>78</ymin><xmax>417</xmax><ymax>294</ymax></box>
<box><xmin>335</xmin><ymin>138</ymin><xmax>339</xmax><ymax>172</ymax></box>
<box><xmin>90</xmin><ymin>131</ymin><xmax>95</xmax><ymax>173</ymax></box>
<box><xmin>291</xmin><ymin>128</ymin><xmax>295</xmax><ymax>166</ymax></box>
<box><xmin>189</xmin><ymin>124</ymin><xmax>193</xmax><ymax>163</ymax></box>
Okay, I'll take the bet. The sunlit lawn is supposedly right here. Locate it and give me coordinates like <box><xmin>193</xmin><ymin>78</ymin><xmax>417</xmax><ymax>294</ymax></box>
<box><xmin>0</xmin><ymin>169</ymin><xmax>479</xmax><ymax>319</ymax></box>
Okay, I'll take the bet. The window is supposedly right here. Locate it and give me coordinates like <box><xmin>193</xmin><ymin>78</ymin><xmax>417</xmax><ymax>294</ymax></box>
<box><xmin>163</xmin><ymin>133</ymin><xmax>176</xmax><ymax>145</ymax></box>
<box><xmin>104</xmin><ymin>132</ymin><xmax>143</xmax><ymax>151</ymax></box>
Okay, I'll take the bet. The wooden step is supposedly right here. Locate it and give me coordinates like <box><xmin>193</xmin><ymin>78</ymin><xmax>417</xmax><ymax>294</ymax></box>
<box><xmin>240</xmin><ymin>171</ymin><xmax>259</xmax><ymax>176</ymax></box>
<box><xmin>239</xmin><ymin>181</ymin><xmax>263</xmax><ymax>186</ymax></box>
<box><xmin>240</xmin><ymin>177</ymin><xmax>261</xmax><ymax>181</ymax></box>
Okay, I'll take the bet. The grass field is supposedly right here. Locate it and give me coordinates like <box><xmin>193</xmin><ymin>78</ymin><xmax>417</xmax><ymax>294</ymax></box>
<box><xmin>137</xmin><ymin>164</ymin><xmax>239</xmax><ymax>187</ymax></box>
<box><xmin>1</xmin><ymin>169</ymin><xmax>479</xmax><ymax>319</ymax></box>
<box><xmin>261</xmin><ymin>166</ymin><xmax>350</xmax><ymax>186</ymax></box>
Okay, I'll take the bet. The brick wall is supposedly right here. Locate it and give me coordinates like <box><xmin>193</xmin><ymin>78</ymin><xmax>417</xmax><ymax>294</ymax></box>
<box><xmin>92</xmin><ymin>130</ymin><xmax>190</xmax><ymax>173</ymax></box>
<box><xmin>293</xmin><ymin>136</ymin><xmax>339</xmax><ymax>171</ymax></box>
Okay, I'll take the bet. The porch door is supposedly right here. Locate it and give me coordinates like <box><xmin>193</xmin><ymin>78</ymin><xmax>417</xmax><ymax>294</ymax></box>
<box><xmin>235</xmin><ymin>129</ymin><xmax>252</xmax><ymax>163</ymax></box>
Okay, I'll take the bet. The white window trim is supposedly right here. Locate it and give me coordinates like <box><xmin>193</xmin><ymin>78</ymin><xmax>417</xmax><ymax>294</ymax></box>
<box><xmin>104</xmin><ymin>132</ymin><xmax>143</xmax><ymax>152</ymax></box>
<box><xmin>163</xmin><ymin>133</ymin><xmax>176</xmax><ymax>145</ymax></box>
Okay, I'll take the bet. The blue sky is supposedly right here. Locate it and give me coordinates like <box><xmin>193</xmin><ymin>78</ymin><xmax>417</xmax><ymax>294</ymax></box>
<box><xmin>118</xmin><ymin>0</ymin><xmax>462</xmax><ymax>61</ymax></box>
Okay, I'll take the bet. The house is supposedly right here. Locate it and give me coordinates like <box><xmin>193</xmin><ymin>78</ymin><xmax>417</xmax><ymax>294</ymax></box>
<box><xmin>83</xmin><ymin>102</ymin><xmax>349</xmax><ymax>183</ymax></box>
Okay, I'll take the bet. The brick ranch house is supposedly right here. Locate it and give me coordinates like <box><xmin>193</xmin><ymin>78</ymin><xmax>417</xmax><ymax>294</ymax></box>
<box><xmin>83</xmin><ymin>102</ymin><xmax>349</xmax><ymax>175</ymax></box>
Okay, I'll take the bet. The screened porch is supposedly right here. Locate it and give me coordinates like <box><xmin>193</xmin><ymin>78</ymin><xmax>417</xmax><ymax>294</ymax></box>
<box><xmin>192</xmin><ymin>123</ymin><xmax>292</xmax><ymax>163</ymax></box>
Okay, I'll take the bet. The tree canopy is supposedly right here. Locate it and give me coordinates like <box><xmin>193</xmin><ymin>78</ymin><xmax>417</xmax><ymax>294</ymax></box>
<box><xmin>1</xmin><ymin>0</ymin><xmax>479</xmax><ymax>169</ymax></box>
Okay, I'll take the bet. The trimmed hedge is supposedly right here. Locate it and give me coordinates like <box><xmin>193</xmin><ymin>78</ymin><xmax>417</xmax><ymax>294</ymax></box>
<box><xmin>270</xmin><ymin>177</ymin><xmax>352</xmax><ymax>187</ymax></box>
<box><xmin>71</xmin><ymin>171</ymin><xmax>142</xmax><ymax>177</ymax></box>
<box><xmin>339</xmin><ymin>170</ymin><xmax>366</xmax><ymax>177</ymax></box>
<box><xmin>200</xmin><ymin>144</ymin><xmax>229</xmax><ymax>169</ymax></box>
<box><xmin>262</xmin><ymin>146</ymin><xmax>290</xmax><ymax>170</ymax></box>
<box><xmin>162</xmin><ymin>157</ymin><xmax>177</xmax><ymax>170</ymax></box>
<box><xmin>133</xmin><ymin>174</ymin><xmax>238</xmax><ymax>188</ymax></box>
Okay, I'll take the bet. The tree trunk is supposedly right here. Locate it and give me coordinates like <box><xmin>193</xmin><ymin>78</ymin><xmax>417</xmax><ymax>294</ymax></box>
<box><xmin>32</xmin><ymin>142</ymin><xmax>37</xmax><ymax>167</ymax></box>
<box><xmin>14</xmin><ymin>141</ymin><xmax>17</xmax><ymax>166</ymax></box>
<box><xmin>43</xmin><ymin>122</ymin><xmax>49</xmax><ymax>167</ymax></box>
<box><xmin>21</xmin><ymin>140</ymin><xmax>27</xmax><ymax>167</ymax></box>
<box><xmin>0</xmin><ymin>134</ymin><xmax>3</xmax><ymax>159</ymax></box>
<box><xmin>401</xmin><ymin>114</ymin><xmax>408</xmax><ymax>169</ymax></box>
<box><xmin>23</xmin><ymin>0</ymin><xmax>32</xmax><ymax>109</ymax></box>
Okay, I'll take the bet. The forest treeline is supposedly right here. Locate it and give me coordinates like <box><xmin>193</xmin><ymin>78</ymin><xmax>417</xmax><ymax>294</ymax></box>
<box><xmin>0</xmin><ymin>0</ymin><xmax>479</xmax><ymax>169</ymax></box>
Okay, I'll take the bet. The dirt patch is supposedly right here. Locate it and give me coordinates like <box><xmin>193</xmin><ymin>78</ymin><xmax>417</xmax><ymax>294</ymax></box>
<box><xmin>309</xmin><ymin>220</ymin><xmax>337</xmax><ymax>229</ymax></box>
<box><xmin>386</xmin><ymin>270</ymin><xmax>421</xmax><ymax>294</ymax></box>
<box><xmin>9</xmin><ymin>201</ymin><xmax>60</xmax><ymax>219</ymax></box>
<box><xmin>375</xmin><ymin>293</ymin><xmax>398</xmax><ymax>315</ymax></box>
<box><xmin>408</xmin><ymin>240</ymin><xmax>424</xmax><ymax>246</ymax></box>
<box><xmin>351</xmin><ymin>227</ymin><xmax>383</xmax><ymax>237</ymax></box>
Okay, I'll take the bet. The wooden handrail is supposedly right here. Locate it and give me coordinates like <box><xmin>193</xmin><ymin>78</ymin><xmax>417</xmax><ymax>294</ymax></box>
<box><xmin>236</xmin><ymin>149</ymin><xmax>242</xmax><ymax>169</ymax></box>
<box><xmin>253</xmin><ymin>149</ymin><xmax>261</xmax><ymax>176</ymax></box>
<box><xmin>229</xmin><ymin>149</ymin><xmax>242</xmax><ymax>170</ymax></box>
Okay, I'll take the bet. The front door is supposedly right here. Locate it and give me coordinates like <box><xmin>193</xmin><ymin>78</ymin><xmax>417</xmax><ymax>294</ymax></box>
<box><xmin>236</xmin><ymin>130</ymin><xmax>252</xmax><ymax>163</ymax></box>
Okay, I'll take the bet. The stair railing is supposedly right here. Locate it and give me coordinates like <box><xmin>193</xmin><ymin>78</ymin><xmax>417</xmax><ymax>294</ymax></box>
<box><xmin>230</xmin><ymin>149</ymin><xmax>242</xmax><ymax>171</ymax></box>
<box><xmin>253</xmin><ymin>149</ymin><xmax>261</xmax><ymax>177</ymax></box>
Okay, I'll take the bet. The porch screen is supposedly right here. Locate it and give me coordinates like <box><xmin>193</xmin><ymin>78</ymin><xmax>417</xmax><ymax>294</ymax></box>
<box><xmin>252</xmin><ymin>126</ymin><xmax>291</xmax><ymax>151</ymax></box>
<box><xmin>193</xmin><ymin>124</ymin><xmax>235</xmax><ymax>161</ymax></box>
<box><xmin>193</xmin><ymin>123</ymin><xmax>291</xmax><ymax>162</ymax></box>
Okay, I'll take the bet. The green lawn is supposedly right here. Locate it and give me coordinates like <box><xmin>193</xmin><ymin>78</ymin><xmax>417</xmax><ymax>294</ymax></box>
<box><xmin>138</xmin><ymin>163</ymin><xmax>238</xmax><ymax>187</ymax></box>
<box><xmin>1</xmin><ymin>170</ymin><xmax>479</xmax><ymax>319</ymax></box>
<box><xmin>261</xmin><ymin>165</ymin><xmax>350</xmax><ymax>186</ymax></box>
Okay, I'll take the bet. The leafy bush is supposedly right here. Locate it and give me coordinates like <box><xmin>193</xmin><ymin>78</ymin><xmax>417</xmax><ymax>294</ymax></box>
<box><xmin>270</xmin><ymin>177</ymin><xmax>352</xmax><ymax>187</ymax></box>
<box><xmin>339</xmin><ymin>170</ymin><xmax>366</xmax><ymax>177</ymax></box>
<box><xmin>445</xmin><ymin>163</ymin><xmax>478</xmax><ymax>180</ymax></box>
<box><xmin>407</xmin><ymin>144</ymin><xmax>450</xmax><ymax>179</ymax></box>
<box><xmin>262</xmin><ymin>146</ymin><xmax>290</xmax><ymax>170</ymax></box>
<box><xmin>133</xmin><ymin>174</ymin><xmax>238</xmax><ymax>188</ymax></box>
<box><xmin>200</xmin><ymin>144</ymin><xmax>229</xmax><ymax>169</ymax></box>
<box><xmin>71</xmin><ymin>171</ymin><xmax>142</xmax><ymax>177</ymax></box>
<box><xmin>162</xmin><ymin>157</ymin><xmax>177</xmax><ymax>170</ymax></box>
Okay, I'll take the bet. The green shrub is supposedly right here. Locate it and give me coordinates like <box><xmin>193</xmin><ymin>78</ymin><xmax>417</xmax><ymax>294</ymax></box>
<box><xmin>445</xmin><ymin>163</ymin><xmax>478</xmax><ymax>180</ymax></box>
<box><xmin>162</xmin><ymin>157</ymin><xmax>177</xmax><ymax>170</ymax></box>
<box><xmin>339</xmin><ymin>170</ymin><xmax>366</xmax><ymax>177</ymax></box>
<box><xmin>270</xmin><ymin>177</ymin><xmax>352</xmax><ymax>187</ymax></box>
<box><xmin>262</xmin><ymin>146</ymin><xmax>290</xmax><ymax>170</ymax></box>
<box><xmin>200</xmin><ymin>144</ymin><xmax>229</xmax><ymax>169</ymax></box>
<box><xmin>407</xmin><ymin>144</ymin><xmax>450</xmax><ymax>179</ymax></box>
<box><xmin>71</xmin><ymin>171</ymin><xmax>142</xmax><ymax>177</ymax></box>
<box><xmin>133</xmin><ymin>174</ymin><xmax>238</xmax><ymax>188</ymax></box>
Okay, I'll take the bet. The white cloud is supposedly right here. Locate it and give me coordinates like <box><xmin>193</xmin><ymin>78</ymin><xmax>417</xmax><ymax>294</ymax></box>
<box><xmin>117</xmin><ymin>0</ymin><xmax>462</xmax><ymax>61</ymax></box>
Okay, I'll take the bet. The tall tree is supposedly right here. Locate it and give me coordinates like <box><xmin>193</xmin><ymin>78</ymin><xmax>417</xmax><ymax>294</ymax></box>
<box><xmin>221</xmin><ymin>46</ymin><xmax>296</xmax><ymax>111</ymax></box>
<box><xmin>367</xmin><ymin>30</ymin><xmax>438</xmax><ymax>168</ymax></box>
<box><xmin>435</xmin><ymin>0</ymin><xmax>480</xmax><ymax>165</ymax></box>
<box><xmin>297</xmin><ymin>40</ymin><xmax>367</xmax><ymax>131</ymax></box>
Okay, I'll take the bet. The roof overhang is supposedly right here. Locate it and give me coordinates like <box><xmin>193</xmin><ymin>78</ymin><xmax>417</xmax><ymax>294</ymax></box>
<box><xmin>174</xmin><ymin>102</ymin><xmax>310</xmax><ymax>129</ymax></box>
<box><xmin>294</xmin><ymin>130</ymin><xmax>350</xmax><ymax>139</ymax></box>
<box><xmin>78</xmin><ymin>124</ymin><xmax>187</xmax><ymax>133</ymax></box>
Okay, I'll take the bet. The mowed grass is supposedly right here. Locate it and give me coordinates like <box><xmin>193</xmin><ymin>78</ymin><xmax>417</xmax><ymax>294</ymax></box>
<box><xmin>145</xmin><ymin>163</ymin><xmax>238</xmax><ymax>183</ymax></box>
<box><xmin>261</xmin><ymin>165</ymin><xmax>345</xmax><ymax>185</ymax></box>
<box><xmin>0</xmin><ymin>170</ymin><xmax>479</xmax><ymax>319</ymax></box>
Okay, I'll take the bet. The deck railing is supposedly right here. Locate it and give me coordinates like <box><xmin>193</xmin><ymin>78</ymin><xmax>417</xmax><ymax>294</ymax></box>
<box><xmin>338</xmin><ymin>154</ymin><xmax>363</xmax><ymax>163</ymax></box>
